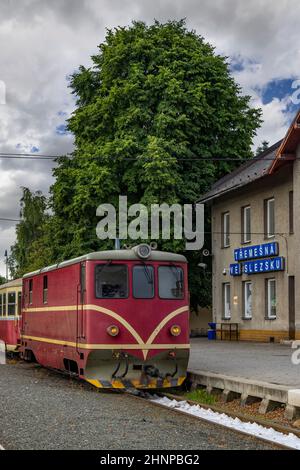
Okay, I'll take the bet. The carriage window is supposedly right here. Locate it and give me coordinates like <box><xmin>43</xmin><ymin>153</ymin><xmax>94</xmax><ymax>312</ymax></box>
<box><xmin>133</xmin><ymin>265</ymin><xmax>154</xmax><ymax>299</ymax></box>
<box><xmin>0</xmin><ymin>293</ymin><xmax>2</xmax><ymax>316</ymax></box>
<box><xmin>7</xmin><ymin>292</ymin><xmax>16</xmax><ymax>316</ymax></box>
<box><xmin>43</xmin><ymin>276</ymin><xmax>48</xmax><ymax>304</ymax></box>
<box><xmin>18</xmin><ymin>292</ymin><xmax>22</xmax><ymax>316</ymax></box>
<box><xmin>2</xmin><ymin>293</ymin><xmax>6</xmax><ymax>316</ymax></box>
<box><xmin>158</xmin><ymin>266</ymin><xmax>184</xmax><ymax>299</ymax></box>
<box><xmin>95</xmin><ymin>264</ymin><xmax>128</xmax><ymax>298</ymax></box>
<box><xmin>29</xmin><ymin>279</ymin><xmax>33</xmax><ymax>304</ymax></box>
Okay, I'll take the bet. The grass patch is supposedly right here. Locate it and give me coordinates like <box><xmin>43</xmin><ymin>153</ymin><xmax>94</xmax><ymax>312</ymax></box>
<box><xmin>184</xmin><ymin>388</ymin><xmax>216</xmax><ymax>405</ymax></box>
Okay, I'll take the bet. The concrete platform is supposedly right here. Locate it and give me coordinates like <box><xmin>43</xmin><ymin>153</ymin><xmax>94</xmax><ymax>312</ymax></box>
<box><xmin>188</xmin><ymin>338</ymin><xmax>300</xmax><ymax>419</ymax></box>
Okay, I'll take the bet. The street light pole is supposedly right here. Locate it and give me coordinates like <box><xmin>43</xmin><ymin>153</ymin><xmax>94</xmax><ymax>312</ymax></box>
<box><xmin>4</xmin><ymin>250</ymin><xmax>8</xmax><ymax>282</ymax></box>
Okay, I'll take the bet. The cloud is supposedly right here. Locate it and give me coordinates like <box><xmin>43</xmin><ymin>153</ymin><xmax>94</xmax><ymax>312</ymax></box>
<box><xmin>0</xmin><ymin>0</ymin><xmax>299</xmax><ymax>274</ymax></box>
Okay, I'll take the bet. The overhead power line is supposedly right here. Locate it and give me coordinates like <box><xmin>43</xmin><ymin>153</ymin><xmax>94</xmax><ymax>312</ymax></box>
<box><xmin>0</xmin><ymin>152</ymin><xmax>293</xmax><ymax>162</ymax></box>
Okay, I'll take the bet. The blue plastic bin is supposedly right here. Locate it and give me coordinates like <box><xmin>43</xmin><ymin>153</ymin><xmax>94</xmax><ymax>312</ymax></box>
<box><xmin>208</xmin><ymin>322</ymin><xmax>216</xmax><ymax>330</ymax></box>
<box><xmin>207</xmin><ymin>329</ymin><xmax>216</xmax><ymax>340</ymax></box>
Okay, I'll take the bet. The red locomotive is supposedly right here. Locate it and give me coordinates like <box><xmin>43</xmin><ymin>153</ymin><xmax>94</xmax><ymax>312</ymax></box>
<box><xmin>20</xmin><ymin>244</ymin><xmax>190</xmax><ymax>389</ymax></box>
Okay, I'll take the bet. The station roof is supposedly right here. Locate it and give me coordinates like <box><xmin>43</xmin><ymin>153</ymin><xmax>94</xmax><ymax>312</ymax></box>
<box><xmin>23</xmin><ymin>248</ymin><xmax>187</xmax><ymax>278</ymax></box>
<box><xmin>0</xmin><ymin>278</ymin><xmax>22</xmax><ymax>289</ymax></box>
<box><xmin>199</xmin><ymin>140</ymin><xmax>282</xmax><ymax>204</ymax></box>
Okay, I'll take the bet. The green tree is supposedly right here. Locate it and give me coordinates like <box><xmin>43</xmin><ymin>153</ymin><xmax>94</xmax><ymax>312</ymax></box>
<box><xmin>0</xmin><ymin>275</ymin><xmax>6</xmax><ymax>285</ymax></box>
<box><xmin>45</xmin><ymin>20</ymin><xmax>262</xmax><ymax>307</ymax></box>
<box><xmin>9</xmin><ymin>188</ymin><xmax>48</xmax><ymax>277</ymax></box>
<box><xmin>255</xmin><ymin>140</ymin><xmax>269</xmax><ymax>156</ymax></box>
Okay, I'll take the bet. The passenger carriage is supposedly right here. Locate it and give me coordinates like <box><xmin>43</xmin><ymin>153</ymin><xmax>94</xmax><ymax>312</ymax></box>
<box><xmin>0</xmin><ymin>278</ymin><xmax>22</xmax><ymax>352</ymax></box>
<box><xmin>20</xmin><ymin>244</ymin><xmax>190</xmax><ymax>389</ymax></box>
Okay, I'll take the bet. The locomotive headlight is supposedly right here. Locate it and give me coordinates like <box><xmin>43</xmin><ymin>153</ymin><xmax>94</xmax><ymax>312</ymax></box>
<box><xmin>107</xmin><ymin>325</ymin><xmax>119</xmax><ymax>337</ymax></box>
<box><xmin>170</xmin><ymin>325</ymin><xmax>181</xmax><ymax>337</ymax></box>
<box><xmin>134</xmin><ymin>244</ymin><xmax>151</xmax><ymax>259</ymax></box>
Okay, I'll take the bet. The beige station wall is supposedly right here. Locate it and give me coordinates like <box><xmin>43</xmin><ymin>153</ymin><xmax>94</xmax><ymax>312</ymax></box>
<box><xmin>211</xmin><ymin>162</ymin><xmax>298</xmax><ymax>342</ymax></box>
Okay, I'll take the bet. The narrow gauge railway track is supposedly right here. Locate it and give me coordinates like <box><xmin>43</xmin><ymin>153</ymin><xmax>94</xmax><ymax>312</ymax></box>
<box><xmin>122</xmin><ymin>389</ymin><xmax>297</xmax><ymax>450</ymax></box>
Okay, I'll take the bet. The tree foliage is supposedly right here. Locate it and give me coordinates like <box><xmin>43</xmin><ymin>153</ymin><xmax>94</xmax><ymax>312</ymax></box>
<box><xmin>10</xmin><ymin>20</ymin><xmax>262</xmax><ymax>307</ymax></box>
<box><xmin>9</xmin><ymin>188</ymin><xmax>48</xmax><ymax>278</ymax></box>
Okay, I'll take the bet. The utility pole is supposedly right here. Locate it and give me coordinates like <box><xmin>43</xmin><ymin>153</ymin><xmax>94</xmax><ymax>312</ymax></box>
<box><xmin>4</xmin><ymin>250</ymin><xmax>8</xmax><ymax>282</ymax></box>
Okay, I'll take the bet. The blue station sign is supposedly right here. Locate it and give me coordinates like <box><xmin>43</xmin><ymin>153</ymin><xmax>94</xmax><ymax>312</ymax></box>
<box><xmin>230</xmin><ymin>257</ymin><xmax>285</xmax><ymax>276</ymax></box>
<box><xmin>243</xmin><ymin>257</ymin><xmax>285</xmax><ymax>274</ymax></box>
<box><xmin>234</xmin><ymin>242</ymin><xmax>279</xmax><ymax>262</ymax></box>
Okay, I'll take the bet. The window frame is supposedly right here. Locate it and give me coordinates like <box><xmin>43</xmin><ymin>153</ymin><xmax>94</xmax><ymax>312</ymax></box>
<box><xmin>221</xmin><ymin>211</ymin><xmax>230</xmax><ymax>248</ymax></box>
<box><xmin>158</xmin><ymin>265</ymin><xmax>184</xmax><ymax>300</ymax></box>
<box><xmin>43</xmin><ymin>275</ymin><xmax>48</xmax><ymax>304</ymax></box>
<box><xmin>289</xmin><ymin>191</ymin><xmax>294</xmax><ymax>235</ymax></box>
<box><xmin>0</xmin><ymin>293</ymin><xmax>2</xmax><ymax>316</ymax></box>
<box><xmin>266</xmin><ymin>278</ymin><xmax>277</xmax><ymax>319</ymax></box>
<box><xmin>132</xmin><ymin>264</ymin><xmax>155</xmax><ymax>299</ymax></box>
<box><xmin>241</xmin><ymin>205</ymin><xmax>251</xmax><ymax>244</ymax></box>
<box><xmin>2</xmin><ymin>293</ymin><xmax>6</xmax><ymax>316</ymax></box>
<box><xmin>94</xmin><ymin>263</ymin><xmax>129</xmax><ymax>299</ymax></box>
<box><xmin>7</xmin><ymin>291</ymin><xmax>16</xmax><ymax>317</ymax></box>
<box><xmin>29</xmin><ymin>279</ymin><xmax>33</xmax><ymax>305</ymax></box>
<box><xmin>243</xmin><ymin>281</ymin><xmax>252</xmax><ymax>319</ymax></box>
<box><xmin>265</xmin><ymin>198</ymin><xmax>275</xmax><ymax>239</ymax></box>
<box><xmin>222</xmin><ymin>283</ymin><xmax>231</xmax><ymax>320</ymax></box>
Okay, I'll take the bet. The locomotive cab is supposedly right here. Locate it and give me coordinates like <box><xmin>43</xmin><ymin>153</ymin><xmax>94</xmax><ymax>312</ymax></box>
<box><xmin>84</xmin><ymin>245</ymin><xmax>189</xmax><ymax>389</ymax></box>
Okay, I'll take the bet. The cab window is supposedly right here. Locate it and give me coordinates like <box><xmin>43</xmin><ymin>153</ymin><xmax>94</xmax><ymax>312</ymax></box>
<box><xmin>158</xmin><ymin>266</ymin><xmax>184</xmax><ymax>299</ymax></box>
<box><xmin>7</xmin><ymin>292</ymin><xmax>16</xmax><ymax>316</ymax></box>
<box><xmin>133</xmin><ymin>265</ymin><xmax>154</xmax><ymax>299</ymax></box>
<box><xmin>95</xmin><ymin>264</ymin><xmax>128</xmax><ymax>298</ymax></box>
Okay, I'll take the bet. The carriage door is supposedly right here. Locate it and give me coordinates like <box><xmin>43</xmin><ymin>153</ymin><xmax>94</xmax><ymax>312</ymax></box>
<box><xmin>77</xmin><ymin>263</ymin><xmax>86</xmax><ymax>341</ymax></box>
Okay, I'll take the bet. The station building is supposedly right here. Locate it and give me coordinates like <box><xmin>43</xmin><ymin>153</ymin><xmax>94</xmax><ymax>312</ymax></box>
<box><xmin>200</xmin><ymin>110</ymin><xmax>300</xmax><ymax>342</ymax></box>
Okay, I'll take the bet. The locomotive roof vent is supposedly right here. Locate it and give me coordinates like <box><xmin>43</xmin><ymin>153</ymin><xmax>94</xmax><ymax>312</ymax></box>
<box><xmin>134</xmin><ymin>243</ymin><xmax>152</xmax><ymax>259</ymax></box>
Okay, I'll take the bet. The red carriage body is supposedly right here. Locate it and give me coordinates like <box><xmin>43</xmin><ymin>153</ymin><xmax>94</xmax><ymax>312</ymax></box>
<box><xmin>0</xmin><ymin>279</ymin><xmax>22</xmax><ymax>352</ymax></box>
<box><xmin>20</xmin><ymin>246</ymin><xmax>190</xmax><ymax>389</ymax></box>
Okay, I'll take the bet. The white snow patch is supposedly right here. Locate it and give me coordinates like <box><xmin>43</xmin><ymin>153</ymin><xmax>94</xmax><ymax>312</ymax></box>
<box><xmin>0</xmin><ymin>445</ymin><xmax>4</xmax><ymax>450</ymax></box>
<box><xmin>151</xmin><ymin>396</ymin><xmax>300</xmax><ymax>450</ymax></box>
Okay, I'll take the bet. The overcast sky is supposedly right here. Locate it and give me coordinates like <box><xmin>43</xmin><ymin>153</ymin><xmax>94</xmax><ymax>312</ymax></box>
<box><xmin>0</xmin><ymin>0</ymin><xmax>300</xmax><ymax>276</ymax></box>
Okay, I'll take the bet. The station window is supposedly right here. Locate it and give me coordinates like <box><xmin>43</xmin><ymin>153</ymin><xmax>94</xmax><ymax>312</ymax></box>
<box><xmin>158</xmin><ymin>266</ymin><xmax>184</xmax><ymax>299</ymax></box>
<box><xmin>7</xmin><ymin>292</ymin><xmax>16</xmax><ymax>316</ymax></box>
<box><xmin>222</xmin><ymin>283</ymin><xmax>231</xmax><ymax>319</ymax></box>
<box><xmin>43</xmin><ymin>276</ymin><xmax>48</xmax><ymax>304</ymax></box>
<box><xmin>289</xmin><ymin>191</ymin><xmax>294</xmax><ymax>235</ymax></box>
<box><xmin>221</xmin><ymin>212</ymin><xmax>230</xmax><ymax>248</ymax></box>
<box><xmin>264</xmin><ymin>198</ymin><xmax>275</xmax><ymax>238</ymax></box>
<box><xmin>95</xmin><ymin>264</ymin><xmax>128</xmax><ymax>298</ymax></box>
<box><xmin>29</xmin><ymin>279</ymin><xmax>33</xmax><ymax>304</ymax></box>
<box><xmin>266</xmin><ymin>278</ymin><xmax>276</xmax><ymax>319</ymax></box>
<box><xmin>133</xmin><ymin>265</ymin><xmax>154</xmax><ymax>299</ymax></box>
<box><xmin>0</xmin><ymin>293</ymin><xmax>2</xmax><ymax>316</ymax></box>
<box><xmin>241</xmin><ymin>206</ymin><xmax>251</xmax><ymax>244</ymax></box>
<box><xmin>243</xmin><ymin>281</ymin><xmax>252</xmax><ymax>319</ymax></box>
